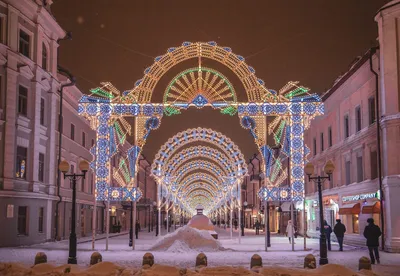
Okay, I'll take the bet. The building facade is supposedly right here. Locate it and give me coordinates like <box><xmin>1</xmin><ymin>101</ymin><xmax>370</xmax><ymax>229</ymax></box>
<box><xmin>305</xmin><ymin>0</ymin><xmax>400</xmax><ymax>252</ymax></box>
<box><xmin>0</xmin><ymin>0</ymin><xmax>158</xmax><ymax>247</ymax></box>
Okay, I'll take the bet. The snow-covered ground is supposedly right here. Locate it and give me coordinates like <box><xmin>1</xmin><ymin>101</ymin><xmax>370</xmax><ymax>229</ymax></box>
<box><xmin>0</xmin><ymin>227</ymin><xmax>399</xmax><ymax>275</ymax></box>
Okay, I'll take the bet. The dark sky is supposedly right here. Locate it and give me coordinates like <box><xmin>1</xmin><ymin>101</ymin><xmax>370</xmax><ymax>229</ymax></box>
<box><xmin>52</xmin><ymin>0</ymin><xmax>388</xmax><ymax>162</ymax></box>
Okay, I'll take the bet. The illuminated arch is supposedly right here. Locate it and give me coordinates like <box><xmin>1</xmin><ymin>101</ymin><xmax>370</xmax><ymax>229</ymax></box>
<box><xmin>172</xmin><ymin>160</ymin><xmax>228</xmax><ymax>182</ymax></box>
<box><xmin>164</xmin><ymin>146</ymin><xmax>236</xmax><ymax>176</ymax></box>
<box><xmin>123</xmin><ymin>41</ymin><xmax>275</xmax><ymax>103</ymax></box>
<box><xmin>178</xmin><ymin>173</ymin><xmax>220</xmax><ymax>194</ymax></box>
<box><xmin>152</xmin><ymin>127</ymin><xmax>247</xmax><ymax>178</ymax></box>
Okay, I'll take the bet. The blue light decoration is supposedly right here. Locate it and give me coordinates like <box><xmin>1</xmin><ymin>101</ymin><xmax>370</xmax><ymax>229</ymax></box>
<box><xmin>77</xmin><ymin>43</ymin><xmax>324</xmax><ymax>207</ymax></box>
<box><xmin>127</xmin><ymin>146</ymin><xmax>141</xmax><ymax>178</ymax></box>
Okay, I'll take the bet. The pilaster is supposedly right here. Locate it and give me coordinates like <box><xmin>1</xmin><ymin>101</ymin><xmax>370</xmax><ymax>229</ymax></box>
<box><xmin>383</xmin><ymin>175</ymin><xmax>400</xmax><ymax>252</ymax></box>
<box><xmin>3</xmin><ymin>67</ymin><xmax>19</xmax><ymax>190</ymax></box>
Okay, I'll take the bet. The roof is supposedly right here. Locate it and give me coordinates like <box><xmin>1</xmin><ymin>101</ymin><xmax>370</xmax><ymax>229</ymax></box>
<box><xmin>321</xmin><ymin>48</ymin><xmax>375</xmax><ymax>101</ymax></box>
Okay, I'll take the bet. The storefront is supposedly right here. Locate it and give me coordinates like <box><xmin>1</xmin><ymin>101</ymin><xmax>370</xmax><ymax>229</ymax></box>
<box><xmin>305</xmin><ymin>195</ymin><xmax>339</xmax><ymax>237</ymax></box>
<box><xmin>338</xmin><ymin>190</ymin><xmax>381</xmax><ymax>235</ymax></box>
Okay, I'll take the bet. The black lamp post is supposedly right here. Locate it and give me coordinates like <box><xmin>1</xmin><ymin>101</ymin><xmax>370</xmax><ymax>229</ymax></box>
<box><xmin>241</xmin><ymin>201</ymin><xmax>247</xmax><ymax>236</ymax></box>
<box><xmin>305</xmin><ymin>161</ymin><xmax>335</xmax><ymax>266</ymax></box>
<box><xmin>129</xmin><ymin>201</ymin><xmax>133</xmax><ymax>246</ymax></box>
<box><xmin>153</xmin><ymin>201</ymin><xmax>158</xmax><ymax>236</ymax></box>
<box><xmin>59</xmin><ymin>160</ymin><xmax>89</xmax><ymax>265</ymax></box>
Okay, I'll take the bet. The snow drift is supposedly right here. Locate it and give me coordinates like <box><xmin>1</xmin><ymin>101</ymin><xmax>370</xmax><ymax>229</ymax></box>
<box><xmin>150</xmin><ymin>226</ymin><xmax>224</xmax><ymax>252</ymax></box>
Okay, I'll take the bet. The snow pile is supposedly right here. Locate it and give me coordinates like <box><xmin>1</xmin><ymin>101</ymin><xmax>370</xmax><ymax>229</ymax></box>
<box><xmin>150</xmin><ymin>226</ymin><xmax>224</xmax><ymax>252</ymax></box>
<box><xmin>187</xmin><ymin>214</ymin><xmax>215</xmax><ymax>231</ymax></box>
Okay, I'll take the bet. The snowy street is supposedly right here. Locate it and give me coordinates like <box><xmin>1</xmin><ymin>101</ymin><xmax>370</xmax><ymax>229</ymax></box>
<box><xmin>1</xmin><ymin>227</ymin><xmax>399</xmax><ymax>276</ymax></box>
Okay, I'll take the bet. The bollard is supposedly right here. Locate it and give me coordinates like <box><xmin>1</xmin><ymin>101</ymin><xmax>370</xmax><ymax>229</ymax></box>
<box><xmin>250</xmin><ymin>254</ymin><xmax>262</xmax><ymax>269</ymax></box>
<box><xmin>34</xmin><ymin>252</ymin><xmax>47</xmax><ymax>265</ymax></box>
<box><xmin>195</xmin><ymin>253</ymin><xmax>207</xmax><ymax>269</ymax></box>
<box><xmin>304</xmin><ymin>254</ymin><xmax>316</xmax><ymax>269</ymax></box>
<box><xmin>90</xmin><ymin>252</ymin><xmax>102</xmax><ymax>266</ymax></box>
<box><xmin>359</xmin><ymin>256</ymin><xmax>372</xmax><ymax>271</ymax></box>
<box><xmin>142</xmin><ymin>253</ymin><xmax>155</xmax><ymax>268</ymax></box>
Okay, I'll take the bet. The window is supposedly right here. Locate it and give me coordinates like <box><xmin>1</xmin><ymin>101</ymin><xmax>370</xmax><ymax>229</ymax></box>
<box><xmin>70</xmin><ymin>124</ymin><xmax>75</xmax><ymax>140</ymax></box>
<box><xmin>320</xmin><ymin>132</ymin><xmax>324</xmax><ymax>152</ymax></box>
<box><xmin>82</xmin><ymin>132</ymin><xmax>86</xmax><ymax>147</ymax></box>
<box><xmin>328</xmin><ymin>127</ymin><xmax>332</xmax><ymax>147</ymax></box>
<box><xmin>42</xmin><ymin>43</ymin><xmax>48</xmax><ymax>70</ymax></box>
<box><xmin>16</xmin><ymin>146</ymin><xmax>27</xmax><ymax>179</ymax></box>
<box><xmin>357</xmin><ymin>156</ymin><xmax>363</xmax><ymax>182</ymax></box>
<box><xmin>38</xmin><ymin>207</ymin><xmax>44</xmax><ymax>233</ymax></box>
<box><xmin>91</xmin><ymin>139</ymin><xmax>95</xmax><ymax>147</ymax></box>
<box><xmin>18</xmin><ymin>85</ymin><xmax>28</xmax><ymax>116</ymax></box>
<box><xmin>355</xmin><ymin>106</ymin><xmax>361</xmax><ymax>132</ymax></box>
<box><xmin>313</xmin><ymin>138</ymin><xmax>317</xmax><ymax>156</ymax></box>
<box><xmin>0</xmin><ymin>16</ymin><xmax>5</xmax><ymax>43</ymax></box>
<box><xmin>368</xmin><ymin>97</ymin><xmax>376</xmax><ymax>125</ymax></box>
<box><xmin>19</xmin><ymin>29</ymin><xmax>30</xmax><ymax>57</ymax></box>
<box><xmin>17</xmin><ymin>206</ymin><xmax>28</xmax><ymax>235</ymax></box>
<box><xmin>38</xmin><ymin>153</ymin><xmax>45</xmax><ymax>182</ymax></box>
<box><xmin>40</xmin><ymin>98</ymin><xmax>45</xmax><ymax>125</ymax></box>
<box><xmin>345</xmin><ymin>161</ymin><xmax>351</xmax><ymax>185</ymax></box>
<box><xmin>370</xmin><ymin>151</ymin><xmax>378</xmax><ymax>179</ymax></box>
<box><xmin>344</xmin><ymin>115</ymin><xmax>349</xmax><ymax>138</ymax></box>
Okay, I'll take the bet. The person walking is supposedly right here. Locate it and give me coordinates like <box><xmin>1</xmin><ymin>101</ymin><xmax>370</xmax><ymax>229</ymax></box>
<box><xmin>286</xmin><ymin>220</ymin><xmax>296</xmax><ymax>244</ymax></box>
<box><xmin>135</xmin><ymin>219</ymin><xmax>140</xmax><ymax>239</ymax></box>
<box><xmin>333</xmin><ymin>219</ymin><xmax>346</xmax><ymax>251</ymax></box>
<box><xmin>255</xmin><ymin>220</ymin><xmax>260</xmax><ymax>235</ymax></box>
<box><xmin>323</xmin><ymin>220</ymin><xmax>333</xmax><ymax>251</ymax></box>
<box><xmin>363</xmin><ymin>218</ymin><xmax>382</xmax><ymax>264</ymax></box>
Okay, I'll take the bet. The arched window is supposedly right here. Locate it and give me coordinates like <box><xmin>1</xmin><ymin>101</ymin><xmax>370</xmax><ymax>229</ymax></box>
<box><xmin>42</xmin><ymin>43</ymin><xmax>48</xmax><ymax>70</ymax></box>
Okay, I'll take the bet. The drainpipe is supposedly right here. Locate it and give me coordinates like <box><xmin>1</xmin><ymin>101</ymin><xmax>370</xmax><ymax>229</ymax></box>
<box><xmin>54</xmin><ymin>32</ymin><xmax>73</xmax><ymax>241</ymax></box>
<box><xmin>54</xmin><ymin>66</ymin><xmax>75</xmax><ymax>240</ymax></box>
<box><xmin>369</xmin><ymin>46</ymin><xmax>385</xmax><ymax>251</ymax></box>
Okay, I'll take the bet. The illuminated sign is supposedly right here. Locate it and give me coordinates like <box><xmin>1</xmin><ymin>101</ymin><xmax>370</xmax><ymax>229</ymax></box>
<box><xmin>342</xmin><ymin>191</ymin><xmax>379</xmax><ymax>202</ymax></box>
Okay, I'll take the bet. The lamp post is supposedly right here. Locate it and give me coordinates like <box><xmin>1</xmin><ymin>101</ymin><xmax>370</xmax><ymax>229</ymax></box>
<box><xmin>153</xmin><ymin>201</ymin><xmax>158</xmax><ymax>236</ymax></box>
<box><xmin>129</xmin><ymin>201</ymin><xmax>133</xmax><ymax>246</ymax></box>
<box><xmin>59</xmin><ymin>160</ymin><xmax>89</xmax><ymax>265</ymax></box>
<box><xmin>241</xmin><ymin>201</ymin><xmax>247</xmax><ymax>236</ymax></box>
<box><xmin>305</xmin><ymin>160</ymin><xmax>335</xmax><ymax>266</ymax></box>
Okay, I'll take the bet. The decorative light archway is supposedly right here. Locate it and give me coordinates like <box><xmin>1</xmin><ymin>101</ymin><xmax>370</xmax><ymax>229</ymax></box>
<box><xmin>78</xmin><ymin>41</ymin><xmax>323</xmax><ymax>212</ymax></box>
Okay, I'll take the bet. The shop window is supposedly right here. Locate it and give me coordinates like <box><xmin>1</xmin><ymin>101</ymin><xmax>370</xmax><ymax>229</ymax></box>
<box><xmin>40</xmin><ymin>98</ymin><xmax>45</xmax><ymax>125</ymax></box>
<box><xmin>345</xmin><ymin>161</ymin><xmax>351</xmax><ymax>185</ymax></box>
<box><xmin>352</xmin><ymin>214</ymin><xmax>359</xmax><ymax>233</ymax></box>
<box><xmin>16</xmin><ymin>146</ymin><xmax>27</xmax><ymax>179</ymax></box>
<box><xmin>19</xmin><ymin>29</ymin><xmax>30</xmax><ymax>58</ymax></box>
<box><xmin>368</xmin><ymin>97</ymin><xmax>376</xmax><ymax>125</ymax></box>
<box><xmin>328</xmin><ymin>126</ymin><xmax>332</xmax><ymax>147</ymax></box>
<box><xmin>355</xmin><ymin>106</ymin><xmax>361</xmax><ymax>132</ymax></box>
<box><xmin>38</xmin><ymin>153</ymin><xmax>45</xmax><ymax>182</ymax></box>
<box><xmin>17</xmin><ymin>206</ymin><xmax>28</xmax><ymax>235</ymax></box>
<box><xmin>344</xmin><ymin>115</ymin><xmax>349</xmax><ymax>138</ymax></box>
<box><xmin>38</xmin><ymin>207</ymin><xmax>44</xmax><ymax>233</ymax></box>
<box><xmin>357</xmin><ymin>156</ymin><xmax>363</xmax><ymax>182</ymax></box>
<box><xmin>370</xmin><ymin>151</ymin><xmax>378</xmax><ymax>179</ymax></box>
<box><xmin>18</xmin><ymin>85</ymin><xmax>28</xmax><ymax>116</ymax></box>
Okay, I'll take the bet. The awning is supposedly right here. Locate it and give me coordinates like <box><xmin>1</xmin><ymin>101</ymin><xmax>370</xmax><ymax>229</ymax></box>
<box><xmin>339</xmin><ymin>203</ymin><xmax>360</xmax><ymax>215</ymax></box>
<box><xmin>362</xmin><ymin>201</ymin><xmax>380</xmax><ymax>214</ymax></box>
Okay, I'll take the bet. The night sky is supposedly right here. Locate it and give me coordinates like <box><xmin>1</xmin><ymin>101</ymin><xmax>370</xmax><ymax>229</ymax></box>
<box><xmin>52</xmin><ymin>0</ymin><xmax>388</xmax><ymax>162</ymax></box>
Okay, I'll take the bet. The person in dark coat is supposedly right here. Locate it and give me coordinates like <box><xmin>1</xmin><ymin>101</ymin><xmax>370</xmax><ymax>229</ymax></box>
<box><xmin>323</xmin><ymin>220</ymin><xmax>333</xmax><ymax>251</ymax></box>
<box><xmin>135</xmin><ymin>220</ymin><xmax>140</xmax><ymax>239</ymax></box>
<box><xmin>363</xmin><ymin>218</ymin><xmax>382</xmax><ymax>264</ymax></box>
<box><xmin>333</xmin><ymin>219</ymin><xmax>346</xmax><ymax>251</ymax></box>
<box><xmin>255</xmin><ymin>220</ymin><xmax>261</xmax><ymax>235</ymax></box>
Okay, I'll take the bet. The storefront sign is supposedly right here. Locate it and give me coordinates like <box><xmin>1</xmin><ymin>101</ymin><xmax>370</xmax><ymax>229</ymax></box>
<box><xmin>323</xmin><ymin>195</ymin><xmax>338</xmax><ymax>205</ymax></box>
<box><xmin>342</xmin><ymin>191</ymin><xmax>379</xmax><ymax>203</ymax></box>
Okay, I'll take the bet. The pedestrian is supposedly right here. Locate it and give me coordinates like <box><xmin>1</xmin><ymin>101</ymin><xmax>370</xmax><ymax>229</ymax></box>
<box><xmin>363</xmin><ymin>218</ymin><xmax>382</xmax><ymax>264</ymax></box>
<box><xmin>234</xmin><ymin>219</ymin><xmax>238</xmax><ymax>230</ymax></box>
<box><xmin>333</xmin><ymin>219</ymin><xmax>346</xmax><ymax>251</ymax></box>
<box><xmin>323</xmin><ymin>220</ymin><xmax>333</xmax><ymax>251</ymax></box>
<box><xmin>286</xmin><ymin>220</ymin><xmax>296</xmax><ymax>244</ymax></box>
<box><xmin>255</xmin><ymin>220</ymin><xmax>260</xmax><ymax>235</ymax></box>
<box><xmin>135</xmin><ymin>219</ymin><xmax>140</xmax><ymax>239</ymax></box>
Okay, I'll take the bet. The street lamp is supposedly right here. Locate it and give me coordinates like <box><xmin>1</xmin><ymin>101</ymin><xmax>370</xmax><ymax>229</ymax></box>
<box><xmin>59</xmin><ymin>160</ymin><xmax>89</xmax><ymax>264</ymax></box>
<box><xmin>241</xmin><ymin>201</ymin><xmax>247</xmax><ymax>236</ymax></box>
<box><xmin>305</xmin><ymin>160</ymin><xmax>335</xmax><ymax>266</ymax></box>
<box><xmin>128</xmin><ymin>200</ymin><xmax>133</xmax><ymax>247</ymax></box>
